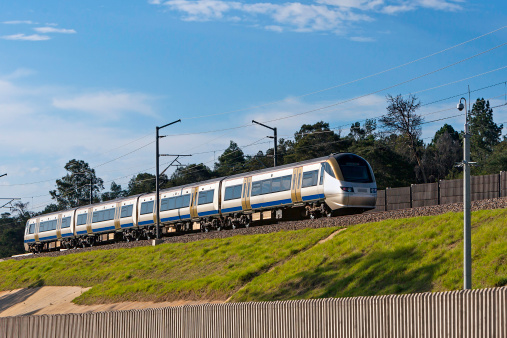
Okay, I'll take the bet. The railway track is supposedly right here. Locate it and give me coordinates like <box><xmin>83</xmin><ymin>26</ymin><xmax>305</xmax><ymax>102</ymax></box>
<box><xmin>9</xmin><ymin>196</ymin><xmax>507</xmax><ymax>261</ymax></box>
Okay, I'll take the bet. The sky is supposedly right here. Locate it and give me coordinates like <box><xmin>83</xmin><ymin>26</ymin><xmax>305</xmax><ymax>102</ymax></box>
<box><xmin>0</xmin><ymin>0</ymin><xmax>506</xmax><ymax>213</ymax></box>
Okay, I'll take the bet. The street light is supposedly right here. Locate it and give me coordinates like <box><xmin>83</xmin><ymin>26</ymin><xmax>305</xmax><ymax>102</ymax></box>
<box><xmin>156</xmin><ymin>119</ymin><xmax>181</xmax><ymax>241</ymax></box>
<box><xmin>252</xmin><ymin>120</ymin><xmax>277</xmax><ymax>167</ymax></box>
<box><xmin>0</xmin><ymin>173</ymin><xmax>6</xmax><ymax>178</ymax></box>
<box><xmin>457</xmin><ymin>97</ymin><xmax>473</xmax><ymax>290</ymax></box>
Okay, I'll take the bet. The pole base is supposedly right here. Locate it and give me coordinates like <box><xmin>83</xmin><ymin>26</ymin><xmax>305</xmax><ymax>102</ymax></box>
<box><xmin>151</xmin><ymin>239</ymin><xmax>164</xmax><ymax>246</ymax></box>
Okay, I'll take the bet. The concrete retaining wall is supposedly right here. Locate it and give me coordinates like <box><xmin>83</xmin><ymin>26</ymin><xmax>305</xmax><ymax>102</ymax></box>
<box><xmin>1</xmin><ymin>287</ymin><xmax>505</xmax><ymax>337</ymax></box>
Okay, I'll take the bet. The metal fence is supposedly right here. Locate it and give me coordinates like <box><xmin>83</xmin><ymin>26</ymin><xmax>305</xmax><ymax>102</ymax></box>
<box><xmin>1</xmin><ymin>287</ymin><xmax>506</xmax><ymax>338</ymax></box>
<box><xmin>375</xmin><ymin>173</ymin><xmax>507</xmax><ymax>212</ymax></box>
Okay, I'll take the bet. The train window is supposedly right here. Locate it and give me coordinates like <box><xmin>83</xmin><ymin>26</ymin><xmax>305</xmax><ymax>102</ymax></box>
<box><xmin>271</xmin><ymin>178</ymin><xmax>282</xmax><ymax>193</ymax></box>
<box><xmin>251</xmin><ymin>182</ymin><xmax>262</xmax><ymax>196</ymax></box>
<box><xmin>281</xmin><ymin>175</ymin><xmax>292</xmax><ymax>191</ymax></box>
<box><xmin>175</xmin><ymin>196</ymin><xmax>184</xmax><ymax>208</ymax></box>
<box><xmin>77</xmin><ymin>214</ymin><xmax>88</xmax><ymax>226</ymax></box>
<box><xmin>121</xmin><ymin>205</ymin><xmax>133</xmax><ymax>218</ymax></box>
<box><xmin>140</xmin><ymin>201</ymin><xmax>154</xmax><ymax>215</ymax></box>
<box><xmin>336</xmin><ymin>155</ymin><xmax>373</xmax><ymax>183</ymax></box>
<box><xmin>39</xmin><ymin>220</ymin><xmax>57</xmax><ymax>232</ymax></box>
<box><xmin>302</xmin><ymin>170</ymin><xmax>319</xmax><ymax>188</ymax></box>
<box><xmin>198</xmin><ymin>190</ymin><xmax>214</xmax><ymax>205</ymax></box>
<box><xmin>61</xmin><ymin>217</ymin><xmax>72</xmax><ymax>228</ymax></box>
<box><xmin>93</xmin><ymin>208</ymin><xmax>115</xmax><ymax>223</ymax></box>
<box><xmin>182</xmin><ymin>194</ymin><xmax>191</xmax><ymax>207</ymax></box>
<box><xmin>323</xmin><ymin>162</ymin><xmax>335</xmax><ymax>178</ymax></box>
<box><xmin>225</xmin><ymin>185</ymin><xmax>242</xmax><ymax>201</ymax></box>
<box><xmin>261</xmin><ymin>180</ymin><xmax>271</xmax><ymax>194</ymax></box>
<box><xmin>29</xmin><ymin>224</ymin><xmax>35</xmax><ymax>234</ymax></box>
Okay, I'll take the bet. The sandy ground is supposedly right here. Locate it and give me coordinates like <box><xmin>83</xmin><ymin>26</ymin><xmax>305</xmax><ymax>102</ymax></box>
<box><xmin>0</xmin><ymin>286</ymin><xmax>222</xmax><ymax>317</ymax></box>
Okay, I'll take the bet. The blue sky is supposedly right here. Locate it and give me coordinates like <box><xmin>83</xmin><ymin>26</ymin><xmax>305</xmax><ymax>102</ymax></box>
<box><xmin>0</xmin><ymin>0</ymin><xmax>506</xmax><ymax>212</ymax></box>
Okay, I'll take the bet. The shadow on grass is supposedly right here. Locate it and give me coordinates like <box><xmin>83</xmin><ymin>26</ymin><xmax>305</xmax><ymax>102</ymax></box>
<box><xmin>244</xmin><ymin>245</ymin><xmax>443</xmax><ymax>301</ymax></box>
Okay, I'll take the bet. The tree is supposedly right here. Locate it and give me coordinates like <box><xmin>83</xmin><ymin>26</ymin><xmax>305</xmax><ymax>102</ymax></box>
<box><xmin>380</xmin><ymin>94</ymin><xmax>427</xmax><ymax>182</ymax></box>
<box><xmin>214</xmin><ymin>141</ymin><xmax>246</xmax><ymax>176</ymax></box>
<box><xmin>348</xmin><ymin>119</ymin><xmax>377</xmax><ymax>141</ymax></box>
<box><xmin>101</xmin><ymin>181</ymin><xmax>127</xmax><ymax>201</ymax></box>
<box><xmin>49</xmin><ymin>159</ymin><xmax>104</xmax><ymax>208</ymax></box>
<box><xmin>127</xmin><ymin>173</ymin><xmax>161</xmax><ymax>195</ymax></box>
<box><xmin>424</xmin><ymin>125</ymin><xmax>462</xmax><ymax>181</ymax></box>
<box><xmin>165</xmin><ymin>163</ymin><xmax>215</xmax><ymax>187</ymax></box>
<box><xmin>469</xmin><ymin>98</ymin><xmax>503</xmax><ymax>166</ymax></box>
<box><xmin>0</xmin><ymin>201</ymin><xmax>33</xmax><ymax>258</ymax></box>
<box><xmin>283</xmin><ymin>121</ymin><xmax>342</xmax><ymax>164</ymax></box>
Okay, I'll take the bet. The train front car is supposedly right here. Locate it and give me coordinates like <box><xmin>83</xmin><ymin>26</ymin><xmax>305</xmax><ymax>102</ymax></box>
<box><xmin>322</xmin><ymin>153</ymin><xmax>377</xmax><ymax>215</ymax></box>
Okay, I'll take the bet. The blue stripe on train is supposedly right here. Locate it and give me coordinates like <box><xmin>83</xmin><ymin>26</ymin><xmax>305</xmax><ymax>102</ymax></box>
<box><xmin>76</xmin><ymin>230</ymin><xmax>88</xmax><ymax>235</ymax></box>
<box><xmin>302</xmin><ymin>194</ymin><xmax>325</xmax><ymax>201</ymax></box>
<box><xmin>24</xmin><ymin>238</ymin><xmax>35</xmax><ymax>243</ymax></box>
<box><xmin>221</xmin><ymin>206</ymin><xmax>242</xmax><ymax>214</ymax></box>
<box><xmin>198</xmin><ymin>210</ymin><xmax>219</xmax><ymax>217</ymax></box>
<box><xmin>92</xmin><ymin>225</ymin><xmax>116</xmax><ymax>233</ymax></box>
<box><xmin>179</xmin><ymin>214</ymin><xmax>191</xmax><ymax>220</ymax></box>
<box><xmin>139</xmin><ymin>220</ymin><xmax>154</xmax><ymax>226</ymax></box>
<box><xmin>39</xmin><ymin>235</ymin><xmax>58</xmax><ymax>241</ymax></box>
<box><xmin>61</xmin><ymin>233</ymin><xmax>74</xmax><ymax>238</ymax></box>
<box><xmin>121</xmin><ymin>223</ymin><xmax>134</xmax><ymax>228</ymax></box>
<box><xmin>161</xmin><ymin>216</ymin><xmax>180</xmax><ymax>222</ymax></box>
<box><xmin>251</xmin><ymin>198</ymin><xmax>292</xmax><ymax>209</ymax></box>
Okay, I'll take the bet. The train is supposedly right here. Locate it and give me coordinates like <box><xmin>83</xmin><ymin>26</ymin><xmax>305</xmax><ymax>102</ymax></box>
<box><xmin>24</xmin><ymin>153</ymin><xmax>377</xmax><ymax>253</ymax></box>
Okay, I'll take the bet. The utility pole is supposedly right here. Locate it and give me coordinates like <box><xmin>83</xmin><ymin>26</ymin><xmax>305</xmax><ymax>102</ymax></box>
<box><xmin>156</xmin><ymin>119</ymin><xmax>181</xmax><ymax>242</ymax></box>
<box><xmin>252</xmin><ymin>120</ymin><xmax>277</xmax><ymax>167</ymax></box>
<box><xmin>457</xmin><ymin>97</ymin><xmax>475</xmax><ymax>290</ymax></box>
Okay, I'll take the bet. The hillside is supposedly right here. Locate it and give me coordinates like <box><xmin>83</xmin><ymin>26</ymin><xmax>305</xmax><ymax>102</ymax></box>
<box><xmin>1</xmin><ymin>209</ymin><xmax>506</xmax><ymax>307</ymax></box>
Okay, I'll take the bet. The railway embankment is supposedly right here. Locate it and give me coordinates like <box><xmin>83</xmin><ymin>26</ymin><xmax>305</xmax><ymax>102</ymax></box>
<box><xmin>1</xmin><ymin>200</ymin><xmax>506</xmax><ymax>316</ymax></box>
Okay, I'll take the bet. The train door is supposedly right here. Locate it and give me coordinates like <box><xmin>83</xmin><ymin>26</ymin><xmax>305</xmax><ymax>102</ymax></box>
<box><xmin>241</xmin><ymin>177</ymin><xmax>252</xmax><ymax>211</ymax></box>
<box><xmin>291</xmin><ymin>167</ymin><xmax>303</xmax><ymax>203</ymax></box>
<box><xmin>114</xmin><ymin>201</ymin><xmax>122</xmax><ymax>231</ymax></box>
<box><xmin>56</xmin><ymin>214</ymin><xmax>62</xmax><ymax>242</ymax></box>
<box><xmin>86</xmin><ymin>208</ymin><xmax>93</xmax><ymax>235</ymax></box>
<box><xmin>190</xmin><ymin>187</ymin><xmax>199</xmax><ymax>219</ymax></box>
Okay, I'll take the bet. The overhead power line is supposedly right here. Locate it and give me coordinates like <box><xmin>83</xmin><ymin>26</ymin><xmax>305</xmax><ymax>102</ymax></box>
<box><xmin>181</xmin><ymin>25</ymin><xmax>507</xmax><ymax>121</ymax></box>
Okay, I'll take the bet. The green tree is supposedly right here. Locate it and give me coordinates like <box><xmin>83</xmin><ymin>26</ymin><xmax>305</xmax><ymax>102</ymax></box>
<box><xmin>165</xmin><ymin>163</ymin><xmax>215</xmax><ymax>187</ymax></box>
<box><xmin>127</xmin><ymin>173</ymin><xmax>167</xmax><ymax>195</ymax></box>
<box><xmin>214</xmin><ymin>141</ymin><xmax>246</xmax><ymax>176</ymax></box>
<box><xmin>469</xmin><ymin>98</ymin><xmax>503</xmax><ymax>167</ymax></box>
<box><xmin>49</xmin><ymin>159</ymin><xmax>104</xmax><ymax>208</ymax></box>
<box><xmin>0</xmin><ymin>201</ymin><xmax>33</xmax><ymax>258</ymax></box>
<box><xmin>424</xmin><ymin>124</ymin><xmax>462</xmax><ymax>181</ymax></box>
<box><xmin>283</xmin><ymin>121</ymin><xmax>342</xmax><ymax>164</ymax></box>
<box><xmin>380</xmin><ymin>94</ymin><xmax>426</xmax><ymax>182</ymax></box>
<box><xmin>101</xmin><ymin>181</ymin><xmax>127</xmax><ymax>201</ymax></box>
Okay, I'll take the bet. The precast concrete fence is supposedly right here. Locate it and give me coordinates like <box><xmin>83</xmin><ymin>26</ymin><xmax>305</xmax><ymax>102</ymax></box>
<box><xmin>375</xmin><ymin>172</ymin><xmax>507</xmax><ymax>211</ymax></box>
<box><xmin>1</xmin><ymin>287</ymin><xmax>506</xmax><ymax>338</ymax></box>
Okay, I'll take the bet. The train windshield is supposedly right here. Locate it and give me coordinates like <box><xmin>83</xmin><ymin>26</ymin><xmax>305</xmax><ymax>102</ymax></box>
<box><xmin>335</xmin><ymin>154</ymin><xmax>373</xmax><ymax>183</ymax></box>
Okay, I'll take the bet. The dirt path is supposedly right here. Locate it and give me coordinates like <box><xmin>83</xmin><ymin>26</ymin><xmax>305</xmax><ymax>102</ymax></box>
<box><xmin>0</xmin><ymin>286</ymin><xmax>223</xmax><ymax>317</ymax></box>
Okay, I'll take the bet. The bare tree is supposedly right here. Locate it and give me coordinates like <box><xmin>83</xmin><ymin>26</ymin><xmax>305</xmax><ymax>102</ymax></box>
<box><xmin>380</xmin><ymin>94</ymin><xmax>427</xmax><ymax>183</ymax></box>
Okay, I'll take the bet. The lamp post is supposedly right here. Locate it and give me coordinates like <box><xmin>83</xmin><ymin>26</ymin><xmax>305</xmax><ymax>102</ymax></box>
<box><xmin>252</xmin><ymin>120</ymin><xmax>277</xmax><ymax>167</ymax></box>
<box><xmin>457</xmin><ymin>97</ymin><xmax>472</xmax><ymax>290</ymax></box>
<box><xmin>0</xmin><ymin>173</ymin><xmax>6</xmax><ymax>178</ymax></box>
<box><xmin>156</xmin><ymin>119</ymin><xmax>181</xmax><ymax>240</ymax></box>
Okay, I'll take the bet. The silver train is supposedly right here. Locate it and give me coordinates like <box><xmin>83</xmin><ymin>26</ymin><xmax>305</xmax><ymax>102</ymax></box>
<box><xmin>24</xmin><ymin>153</ymin><xmax>377</xmax><ymax>253</ymax></box>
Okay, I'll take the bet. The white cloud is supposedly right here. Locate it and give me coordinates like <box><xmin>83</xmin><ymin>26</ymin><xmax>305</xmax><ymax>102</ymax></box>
<box><xmin>52</xmin><ymin>92</ymin><xmax>156</xmax><ymax>118</ymax></box>
<box><xmin>34</xmin><ymin>27</ymin><xmax>77</xmax><ymax>34</ymax></box>
<box><xmin>349</xmin><ymin>36</ymin><xmax>375</xmax><ymax>42</ymax></box>
<box><xmin>1</xmin><ymin>34</ymin><xmax>50</xmax><ymax>41</ymax></box>
<box><xmin>152</xmin><ymin>0</ymin><xmax>463</xmax><ymax>35</ymax></box>
<box><xmin>2</xmin><ymin>20</ymin><xmax>36</xmax><ymax>25</ymax></box>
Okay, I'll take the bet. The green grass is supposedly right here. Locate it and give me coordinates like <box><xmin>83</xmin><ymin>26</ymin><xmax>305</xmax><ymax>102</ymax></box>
<box><xmin>0</xmin><ymin>227</ymin><xmax>335</xmax><ymax>304</ymax></box>
<box><xmin>1</xmin><ymin>209</ymin><xmax>506</xmax><ymax>305</ymax></box>
<box><xmin>230</xmin><ymin>209</ymin><xmax>507</xmax><ymax>302</ymax></box>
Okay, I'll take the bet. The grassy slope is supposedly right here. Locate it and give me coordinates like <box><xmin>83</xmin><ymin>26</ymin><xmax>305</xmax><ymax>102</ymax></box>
<box><xmin>231</xmin><ymin>209</ymin><xmax>507</xmax><ymax>302</ymax></box>
<box><xmin>0</xmin><ymin>209</ymin><xmax>506</xmax><ymax>305</ymax></box>
<box><xmin>0</xmin><ymin>228</ymin><xmax>335</xmax><ymax>304</ymax></box>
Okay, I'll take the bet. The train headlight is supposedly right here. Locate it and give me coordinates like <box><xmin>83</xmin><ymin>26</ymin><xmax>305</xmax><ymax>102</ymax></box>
<box><xmin>370</xmin><ymin>188</ymin><xmax>377</xmax><ymax>194</ymax></box>
<box><xmin>340</xmin><ymin>187</ymin><xmax>354</xmax><ymax>192</ymax></box>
